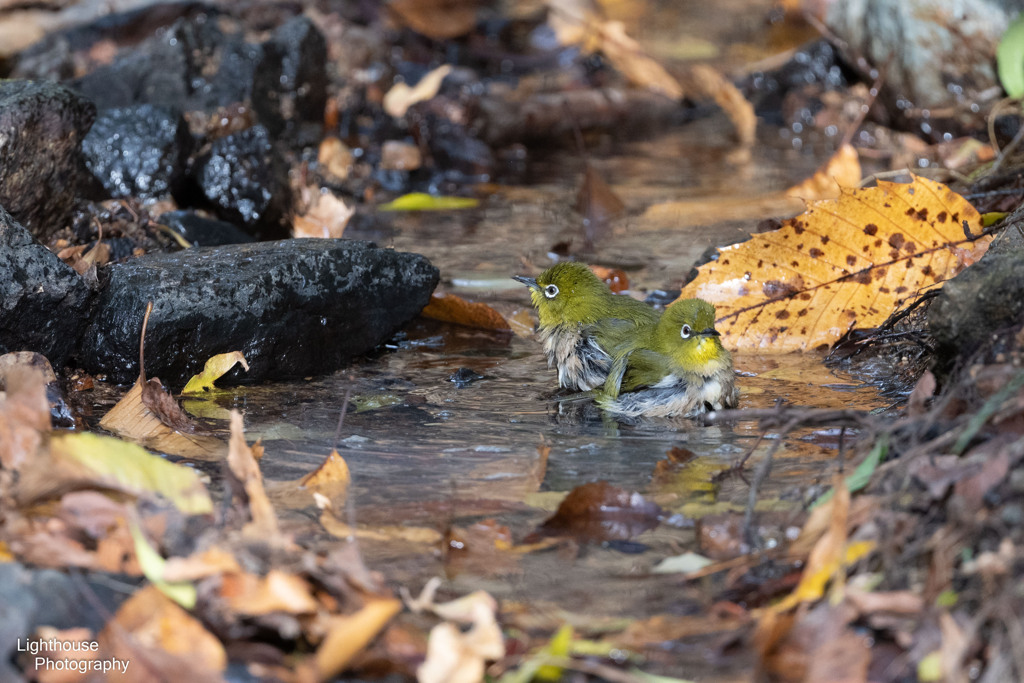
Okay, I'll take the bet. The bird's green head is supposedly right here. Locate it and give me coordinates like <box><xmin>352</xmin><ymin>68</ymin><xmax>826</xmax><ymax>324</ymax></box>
<box><xmin>654</xmin><ymin>298</ymin><xmax>731</xmax><ymax>375</ymax></box>
<box><xmin>513</xmin><ymin>262</ymin><xmax>615</xmax><ymax>327</ymax></box>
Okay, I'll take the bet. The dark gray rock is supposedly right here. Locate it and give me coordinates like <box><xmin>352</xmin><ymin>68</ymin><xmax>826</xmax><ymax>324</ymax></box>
<box><xmin>0</xmin><ymin>81</ymin><xmax>96</xmax><ymax>241</ymax></box>
<box><xmin>0</xmin><ymin>206</ymin><xmax>91</xmax><ymax>367</ymax></box>
<box><xmin>82</xmin><ymin>104</ymin><xmax>193</xmax><ymax>200</ymax></box>
<box><xmin>929</xmin><ymin>219</ymin><xmax>1024</xmax><ymax>367</ymax></box>
<box><xmin>191</xmin><ymin>125</ymin><xmax>291</xmax><ymax>239</ymax></box>
<box><xmin>77</xmin><ymin>239</ymin><xmax>439</xmax><ymax>384</ymax></box>
<box><xmin>0</xmin><ymin>562</ymin><xmax>136</xmax><ymax>681</ymax></box>
<box><xmin>253</xmin><ymin>16</ymin><xmax>328</xmax><ymax>140</ymax></box>
<box><xmin>158</xmin><ymin>210</ymin><xmax>255</xmax><ymax>246</ymax></box>
<box><xmin>70</xmin><ymin>20</ymin><xmax>193</xmax><ymax>110</ymax></box>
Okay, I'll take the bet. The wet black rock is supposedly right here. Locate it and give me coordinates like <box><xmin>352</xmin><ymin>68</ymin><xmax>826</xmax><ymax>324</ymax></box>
<box><xmin>929</xmin><ymin>222</ymin><xmax>1024</xmax><ymax>370</ymax></box>
<box><xmin>0</xmin><ymin>81</ymin><xmax>96</xmax><ymax>241</ymax></box>
<box><xmin>77</xmin><ymin>239</ymin><xmax>439</xmax><ymax>384</ymax></box>
<box><xmin>70</xmin><ymin>20</ymin><xmax>194</xmax><ymax>110</ymax></box>
<box><xmin>0</xmin><ymin>206</ymin><xmax>91</xmax><ymax>367</ymax></box>
<box><xmin>253</xmin><ymin>16</ymin><xmax>328</xmax><ymax>141</ymax></box>
<box><xmin>158</xmin><ymin>210</ymin><xmax>255</xmax><ymax>246</ymax></box>
<box><xmin>82</xmin><ymin>104</ymin><xmax>193</xmax><ymax>200</ymax></box>
<box><xmin>191</xmin><ymin>125</ymin><xmax>291</xmax><ymax>239</ymax></box>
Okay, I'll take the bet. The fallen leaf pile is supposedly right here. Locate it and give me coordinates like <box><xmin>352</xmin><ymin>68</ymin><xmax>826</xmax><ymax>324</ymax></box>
<box><xmin>680</xmin><ymin>175</ymin><xmax>993</xmax><ymax>351</ymax></box>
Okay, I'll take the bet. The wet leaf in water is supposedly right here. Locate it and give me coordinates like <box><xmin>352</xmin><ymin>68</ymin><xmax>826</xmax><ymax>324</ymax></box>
<box><xmin>641</xmin><ymin>144</ymin><xmax>861</xmax><ymax>230</ymax></box>
<box><xmin>378</xmin><ymin>192</ymin><xmax>479</xmax><ymax>211</ymax></box>
<box><xmin>576</xmin><ymin>163</ymin><xmax>624</xmax><ymax>247</ymax></box>
<box><xmin>680</xmin><ymin>176</ymin><xmax>991</xmax><ymax>351</ymax></box>
<box><xmin>182</xmin><ymin>352</ymin><xmax>249</xmax><ymax>395</ymax></box>
<box><xmin>299</xmin><ymin>448</ymin><xmax>351</xmax><ymax>506</ymax></box>
<box><xmin>537</xmin><ymin>480</ymin><xmax>662</xmax><ymax>542</ymax></box>
<box><xmin>421</xmin><ymin>292</ymin><xmax>512</xmax><ymax>331</ymax></box>
<box><xmin>608</xmin><ymin>613</ymin><xmax>749</xmax><ymax>652</ymax></box>
<box><xmin>588</xmin><ymin>265</ymin><xmax>629</xmax><ymax>293</ymax></box>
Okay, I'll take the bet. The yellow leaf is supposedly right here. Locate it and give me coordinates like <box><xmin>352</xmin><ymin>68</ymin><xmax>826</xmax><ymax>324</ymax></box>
<box><xmin>377</xmin><ymin>192</ymin><xmax>479</xmax><ymax>211</ymax></box>
<box><xmin>299</xmin><ymin>448</ymin><xmax>351</xmax><ymax>504</ymax></box>
<box><xmin>680</xmin><ymin>175</ymin><xmax>992</xmax><ymax>351</ymax></box>
<box><xmin>49</xmin><ymin>433</ymin><xmax>213</xmax><ymax>515</ymax></box>
<box><xmin>181</xmin><ymin>351</ymin><xmax>249</xmax><ymax>395</ymax></box>
<box><xmin>129</xmin><ymin>521</ymin><xmax>197</xmax><ymax>608</ymax></box>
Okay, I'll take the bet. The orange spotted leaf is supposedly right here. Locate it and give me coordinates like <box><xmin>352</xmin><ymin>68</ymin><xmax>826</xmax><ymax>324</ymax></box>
<box><xmin>679</xmin><ymin>176</ymin><xmax>992</xmax><ymax>351</ymax></box>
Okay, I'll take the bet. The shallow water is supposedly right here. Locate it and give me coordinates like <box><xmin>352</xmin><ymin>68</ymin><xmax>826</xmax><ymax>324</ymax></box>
<box><xmin>93</xmin><ymin>64</ymin><xmax>881</xmax><ymax>682</ymax></box>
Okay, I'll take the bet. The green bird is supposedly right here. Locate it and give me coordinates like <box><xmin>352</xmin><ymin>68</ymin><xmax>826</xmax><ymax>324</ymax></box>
<box><xmin>513</xmin><ymin>262</ymin><xmax>659</xmax><ymax>391</ymax></box>
<box><xmin>596</xmin><ymin>298</ymin><xmax>738</xmax><ymax>419</ymax></box>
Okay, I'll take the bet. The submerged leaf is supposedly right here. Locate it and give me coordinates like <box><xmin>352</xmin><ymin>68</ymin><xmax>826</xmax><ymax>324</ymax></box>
<box><xmin>421</xmin><ymin>292</ymin><xmax>512</xmax><ymax>331</ymax></box>
<box><xmin>378</xmin><ymin>192</ymin><xmax>479</xmax><ymax>211</ymax></box>
<box><xmin>680</xmin><ymin>176</ymin><xmax>992</xmax><ymax>351</ymax></box>
<box><xmin>48</xmin><ymin>432</ymin><xmax>213</xmax><ymax>515</ymax></box>
<box><xmin>538</xmin><ymin>481</ymin><xmax>662</xmax><ymax>542</ymax></box>
<box><xmin>182</xmin><ymin>352</ymin><xmax>250</xmax><ymax>395</ymax></box>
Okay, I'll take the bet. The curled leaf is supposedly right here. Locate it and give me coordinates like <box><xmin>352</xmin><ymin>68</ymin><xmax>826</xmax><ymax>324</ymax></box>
<box><xmin>182</xmin><ymin>352</ymin><xmax>250</xmax><ymax>395</ymax></box>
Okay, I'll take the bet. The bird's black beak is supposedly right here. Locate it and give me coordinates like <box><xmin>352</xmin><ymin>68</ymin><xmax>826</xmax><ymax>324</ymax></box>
<box><xmin>699</xmin><ymin>328</ymin><xmax>721</xmax><ymax>337</ymax></box>
<box><xmin>512</xmin><ymin>275</ymin><xmax>540</xmax><ymax>291</ymax></box>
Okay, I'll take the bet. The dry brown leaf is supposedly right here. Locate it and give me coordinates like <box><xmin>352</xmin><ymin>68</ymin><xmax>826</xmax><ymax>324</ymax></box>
<box><xmin>548</xmin><ymin>2</ymin><xmax>682</xmax><ymax>100</ymax></box>
<box><xmin>318</xmin><ymin>136</ymin><xmax>353</xmax><ymax>181</ymax></box>
<box><xmin>162</xmin><ymin>547</ymin><xmax>243</xmax><ymax>582</ymax></box>
<box><xmin>640</xmin><ymin>144</ymin><xmax>861</xmax><ymax>230</ymax></box>
<box><xmin>100</xmin><ymin>303</ymin><xmax>223</xmax><ymax>459</ymax></box>
<box><xmin>387</xmin><ymin>0</ymin><xmax>478</xmax><ymax>40</ymax></box>
<box><xmin>0</xmin><ymin>366</ymin><xmax>49</xmax><ymax>469</ymax></box>
<box><xmin>314</xmin><ymin>598</ymin><xmax>403</xmax><ymax>681</ymax></box>
<box><xmin>383</xmin><ymin>64</ymin><xmax>452</xmax><ymax>118</ymax></box>
<box><xmin>421</xmin><ymin>292</ymin><xmax>512</xmax><ymax>331</ymax></box>
<box><xmin>223</xmin><ymin>569</ymin><xmax>319</xmax><ymax>616</ymax></box>
<box><xmin>680</xmin><ymin>175</ymin><xmax>991</xmax><ymax>351</ymax></box>
<box><xmin>293</xmin><ymin>191</ymin><xmax>354</xmax><ymax>239</ymax></box>
<box><xmin>688</xmin><ymin>64</ymin><xmax>756</xmax><ymax>145</ymax></box>
<box><xmin>299</xmin><ymin>448</ymin><xmax>351</xmax><ymax>504</ymax></box>
<box><xmin>227</xmin><ymin>410</ymin><xmax>280</xmax><ymax>539</ymax></box>
<box><xmin>417</xmin><ymin>591</ymin><xmax>504</xmax><ymax>683</ymax></box>
<box><xmin>99</xmin><ymin>585</ymin><xmax>226</xmax><ymax>683</ymax></box>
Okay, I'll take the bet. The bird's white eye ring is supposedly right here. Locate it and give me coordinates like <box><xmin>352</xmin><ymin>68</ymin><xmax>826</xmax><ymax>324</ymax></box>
<box><xmin>680</xmin><ymin>324</ymin><xmax>692</xmax><ymax>339</ymax></box>
<box><xmin>544</xmin><ymin>284</ymin><xmax>559</xmax><ymax>299</ymax></box>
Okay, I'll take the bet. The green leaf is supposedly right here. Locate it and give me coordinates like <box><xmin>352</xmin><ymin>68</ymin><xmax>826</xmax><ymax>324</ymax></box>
<box><xmin>935</xmin><ymin>589</ymin><xmax>958</xmax><ymax>608</ymax></box>
<box><xmin>953</xmin><ymin>371</ymin><xmax>1024</xmax><ymax>454</ymax></box>
<box><xmin>810</xmin><ymin>434</ymin><xmax>887</xmax><ymax>509</ymax></box>
<box><xmin>377</xmin><ymin>192</ymin><xmax>479</xmax><ymax>211</ymax></box>
<box><xmin>130</xmin><ymin>521</ymin><xmax>197</xmax><ymax>609</ymax></box>
<box><xmin>50</xmin><ymin>433</ymin><xmax>213</xmax><ymax>515</ymax></box>
<box><xmin>998</xmin><ymin>15</ymin><xmax>1024</xmax><ymax>98</ymax></box>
